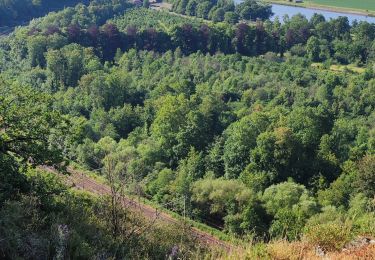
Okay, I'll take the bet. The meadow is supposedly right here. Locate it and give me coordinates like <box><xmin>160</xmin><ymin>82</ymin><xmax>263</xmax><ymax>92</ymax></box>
<box><xmin>310</xmin><ymin>0</ymin><xmax>375</xmax><ymax>12</ymax></box>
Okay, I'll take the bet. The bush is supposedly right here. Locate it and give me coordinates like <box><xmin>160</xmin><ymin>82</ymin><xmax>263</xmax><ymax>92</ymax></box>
<box><xmin>352</xmin><ymin>213</ymin><xmax>375</xmax><ymax>236</ymax></box>
<box><xmin>269</xmin><ymin>209</ymin><xmax>305</xmax><ymax>240</ymax></box>
<box><xmin>267</xmin><ymin>240</ymin><xmax>310</xmax><ymax>260</ymax></box>
<box><xmin>356</xmin><ymin>155</ymin><xmax>375</xmax><ymax>197</ymax></box>
<box><xmin>304</xmin><ymin>221</ymin><xmax>353</xmax><ymax>251</ymax></box>
<box><xmin>247</xmin><ymin>242</ymin><xmax>270</xmax><ymax>259</ymax></box>
<box><xmin>348</xmin><ymin>193</ymin><xmax>375</xmax><ymax>236</ymax></box>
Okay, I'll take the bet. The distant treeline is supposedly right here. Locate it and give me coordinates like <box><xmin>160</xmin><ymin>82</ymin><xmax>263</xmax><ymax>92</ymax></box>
<box><xmin>24</xmin><ymin>9</ymin><xmax>375</xmax><ymax>65</ymax></box>
<box><xmin>170</xmin><ymin>0</ymin><xmax>273</xmax><ymax>23</ymax></box>
<box><xmin>0</xmin><ymin>0</ymin><xmax>93</xmax><ymax>26</ymax></box>
<box><xmin>0</xmin><ymin>0</ymin><xmax>136</xmax><ymax>27</ymax></box>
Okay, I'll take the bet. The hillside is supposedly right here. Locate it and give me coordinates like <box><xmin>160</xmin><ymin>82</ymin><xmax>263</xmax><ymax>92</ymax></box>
<box><xmin>1</xmin><ymin>1</ymin><xmax>375</xmax><ymax>258</ymax></box>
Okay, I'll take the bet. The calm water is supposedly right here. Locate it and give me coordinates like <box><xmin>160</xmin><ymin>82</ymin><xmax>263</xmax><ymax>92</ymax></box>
<box><xmin>270</xmin><ymin>4</ymin><xmax>375</xmax><ymax>24</ymax></box>
<box><xmin>234</xmin><ymin>1</ymin><xmax>375</xmax><ymax>24</ymax></box>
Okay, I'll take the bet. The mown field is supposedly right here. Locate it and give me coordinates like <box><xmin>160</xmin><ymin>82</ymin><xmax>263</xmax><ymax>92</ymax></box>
<box><xmin>309</xmin><ymin>0</ymin><xmax>375</xmax><ymax>12</ymax></box>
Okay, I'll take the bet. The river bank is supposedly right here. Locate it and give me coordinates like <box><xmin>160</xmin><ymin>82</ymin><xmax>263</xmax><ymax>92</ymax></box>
<box><xmin>264</xmin><ymin>0</ymin><xmax>375</xmax><ymax>17</ymax></box>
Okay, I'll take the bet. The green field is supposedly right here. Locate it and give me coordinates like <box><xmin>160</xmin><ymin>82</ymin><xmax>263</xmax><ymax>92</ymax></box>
<box><xmin>267</xmin><ymin>0</ymin><xmax>375</xmax><ymax>14</ymax></box>
<box><xmin>310</xmin><ymin>0</ymin><xmax>375</xmax><ymax>12</ymax></box>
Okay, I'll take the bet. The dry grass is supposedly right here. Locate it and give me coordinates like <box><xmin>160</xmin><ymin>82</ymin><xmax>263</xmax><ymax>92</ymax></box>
<box><xmin>311</xmin><ymin>63</ymin><xmax>365</xmax><ymax>74</ymax></box>
<box><xmin>266</xmin><ymin>240</ymin><xmax>375</xmax><ymax>260</ymax></box>
<box><xmin>328</xmin><ymin>244</ymin><xmax>375</xmax><ymax>260</ymax></box>
<box><xmin>330</xmin><ymin>64</ymin><xmax>366</xmax><ymax>74</ymax></box>
<box><xmin>267</xmin><ymin>240</ymin><xmax>313</xmax><ymax>260</ymax></box>
<box><xmin>211</xmin><ymin>240</ymin><xmax>375</xmax><ymax>260</ymax></box>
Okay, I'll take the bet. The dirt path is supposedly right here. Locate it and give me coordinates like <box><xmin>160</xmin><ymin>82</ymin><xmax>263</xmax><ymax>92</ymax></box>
<box><xmin>42</xmin><ymin>166</ymin><xmax>236</xmax><ymax>252</ymax></box>
<box><xmin>150</xmin><ymin>2</ymin><xmax>172</xmax><ymax>11</ymax></box>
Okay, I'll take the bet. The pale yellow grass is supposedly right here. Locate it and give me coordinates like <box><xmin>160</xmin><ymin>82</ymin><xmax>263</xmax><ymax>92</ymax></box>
<box><xmin>210</xmin><ymin>240</ymin><xmax>375</xmax><ymax>260</ymax></box>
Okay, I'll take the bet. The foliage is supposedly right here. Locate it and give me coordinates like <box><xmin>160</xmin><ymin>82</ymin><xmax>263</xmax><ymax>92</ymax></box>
<box><xmin>0</xmin><ymin>0</ymin><xmax>133</xmax><ymax>27</ymax></box>
<box><xmin>0</xmin><ymin>170</ymin><xmax>201</xmax><ymax>259</ymax></box>
<box><xmin>171</xmin><ymin>0</ymin><xmax>272</xmax><ymax>23</ymax></box>
<box><xmin>0</xmin><ymin>0</ymin><xmax>88</xmax><ymax>26</ymax></box>
<box><xmin>1</xmin><ymin>0</ymin><xmax>375</xmax><ymax>254</ymax></box>
<box><xmin>111</xmin><ymin>8</ymin><xmax>203</xmax><ymax>31</ymax></box>
<box><xmin>355</xmin><ymin>155</ymin><xmax>375</xmax><ymax>197</ymax></box>
<box><xmin>304</xmin><ymin>221</ymin><xmax>353</xmax><ymax>251</ymax></box>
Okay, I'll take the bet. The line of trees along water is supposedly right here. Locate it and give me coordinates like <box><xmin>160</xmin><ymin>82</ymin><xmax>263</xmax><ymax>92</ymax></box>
<box><xmin>169</xmin><ymin>0</ymin><xmax>273</xmax><ymax>23</ymax></box>
<box><xmin>13</xmin><ymin>8</ymin><xmax>375</xmax><ymax>66</ymax></box>
<box><xmin>1</xmin><ymin>2</ymin><xmax>375</xmax><ymax>258</ymax></box>
<box><xmin>268</xmin><ymin>3</ymin><xmax>375</xmax><ymax>24</ymax></box>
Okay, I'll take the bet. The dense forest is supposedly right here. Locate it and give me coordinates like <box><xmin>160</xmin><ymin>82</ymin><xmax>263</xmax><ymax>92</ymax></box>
<box><xmin>0</xmin><ymin>0</ymin><xmax>90</xmax><ymax>26</ymax></box>
<box><xmin>1</xmin><ymin>0</ymin><xmax>375</xmax><ymax>258</ymax></box>
<box><xmin>170</xmin><ymin>0</ymin><xmax>273</xmax><ymax>23</ymax></box>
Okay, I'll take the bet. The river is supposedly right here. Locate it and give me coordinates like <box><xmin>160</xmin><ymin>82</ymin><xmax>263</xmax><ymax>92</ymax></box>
<box><xmin>270</xmin><ymin>4</ymin><xmax>375</xmax><ymax>24</ymax></box>
<box><xmin>234</xmin><ymin>1</ymin><xmax>375</xmax><ymax>24</ymax></box>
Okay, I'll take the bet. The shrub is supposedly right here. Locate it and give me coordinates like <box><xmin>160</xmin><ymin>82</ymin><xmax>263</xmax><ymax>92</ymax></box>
<box><xmin>267</xmin><ymin>240</ymin><xmax>310</xmax><ymax>260</ymax></box>
<box><xmin>245</xmin><ymin>242</ymin><xmax>270</xmax><ymax>259</ymax></box>
<box><xmin>348</xmin><ymin>193</ymin><xmax>375</xmax><ymax>236</ymax></box>
<box><xmin>304</xmin><ymin>221</ymin><xmax>353</xmax><ymax>251</ymax></box>
<box><xmin>269</xmin><ymin>209</ymin><xmax>305</xmax><ymax>240</ymax></box>
<box><xmin>356</xmin><ymin>155</ymin><xmax>375</xmax><ymax>198</ymax></box>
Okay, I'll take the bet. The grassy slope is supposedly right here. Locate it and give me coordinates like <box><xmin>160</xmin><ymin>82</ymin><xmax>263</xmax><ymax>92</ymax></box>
<box><xmin>68</xmin><ymin>163</ymin><xmax>238</xmax><ymax>244</ymax></box>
